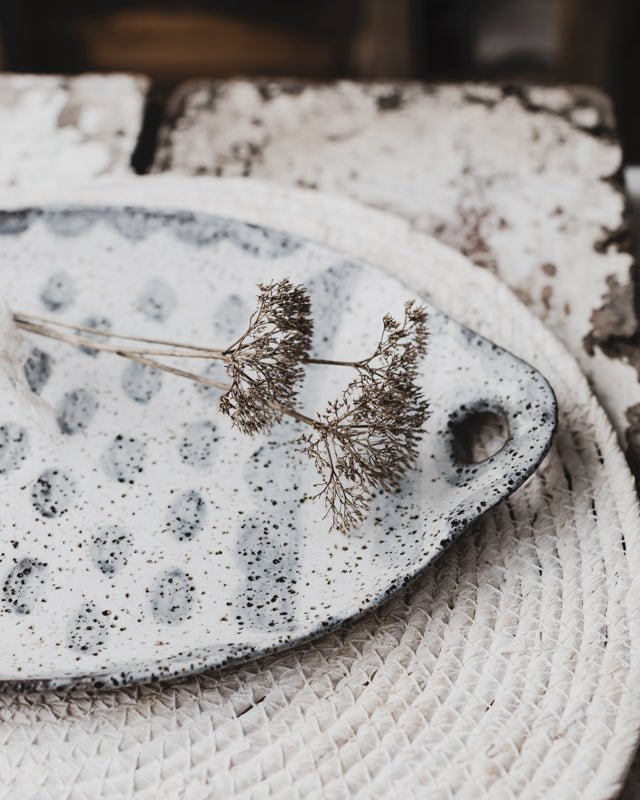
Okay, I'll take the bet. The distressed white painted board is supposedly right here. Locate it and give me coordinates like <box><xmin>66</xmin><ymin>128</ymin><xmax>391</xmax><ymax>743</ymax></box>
<box><xmin>0</xmin><ymin>73</ymin><xmax>149</xmax><ymax>186</ymax></box>
<box><xmin>153</xmin><ymin>79</ymin><xmax>639</xmax><ymax>472</ymax></box>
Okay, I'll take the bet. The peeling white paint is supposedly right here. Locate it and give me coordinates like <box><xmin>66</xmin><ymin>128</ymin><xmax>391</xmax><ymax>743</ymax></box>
<box><xmin>153</xmin><ymin>80</ymin><xmax>638</xmax><ymax>448</ymax></box>
<box><xmin>0</xmin><ymin>74</ymin><xmax>149</xmax><ymax>187</ymax></box>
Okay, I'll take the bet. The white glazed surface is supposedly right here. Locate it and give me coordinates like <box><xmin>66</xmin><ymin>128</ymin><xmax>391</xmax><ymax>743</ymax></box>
<box><xmin>0</xmin><ymin>207</ymin><xmax>555</xmax><ymax>689</ymax></box>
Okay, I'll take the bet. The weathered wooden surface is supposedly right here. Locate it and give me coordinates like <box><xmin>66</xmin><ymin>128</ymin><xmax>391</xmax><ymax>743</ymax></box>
<box><xmin>153</xmin><ymin>79</ymin><xmax>639</xmax><ymax>474</ymax></box>
<box><xmin>0</xmin><ymin>73</ymin><xmax>149</xmax><ymax>186</ymax></box>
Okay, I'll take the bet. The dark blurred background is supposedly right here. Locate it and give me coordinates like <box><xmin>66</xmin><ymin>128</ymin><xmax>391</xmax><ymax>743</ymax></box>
<box><xmin>1</xmin><ymin>0</ymin><xmax>638</xmax><ymax>159</ymax></box>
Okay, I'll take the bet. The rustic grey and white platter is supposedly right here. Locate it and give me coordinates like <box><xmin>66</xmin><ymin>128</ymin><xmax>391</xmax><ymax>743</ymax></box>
<box><xmin>0</xmin><ymin>206</ymin><xmax>557</xmax><ymax>691</ymax></box>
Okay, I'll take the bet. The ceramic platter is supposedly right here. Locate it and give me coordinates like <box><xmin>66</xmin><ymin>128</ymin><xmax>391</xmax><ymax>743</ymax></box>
<box><xmin>0</xmin><ymin>207</ymin><xmax>557</xmax><ymax>691</ymax></box>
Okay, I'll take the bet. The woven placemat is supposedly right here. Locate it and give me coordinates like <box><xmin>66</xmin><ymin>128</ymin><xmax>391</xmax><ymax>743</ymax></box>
<box><xmin>0</xmin><ymin>176</ymin><xmax>639</xmax><ymax>800</ymax></box>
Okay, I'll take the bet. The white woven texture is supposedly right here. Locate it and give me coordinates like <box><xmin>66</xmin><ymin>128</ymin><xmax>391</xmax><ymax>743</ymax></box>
<box><xmin>0</xmin><ymin>176</ymin><xmax>639</xmax><ymax>800</ymax></box>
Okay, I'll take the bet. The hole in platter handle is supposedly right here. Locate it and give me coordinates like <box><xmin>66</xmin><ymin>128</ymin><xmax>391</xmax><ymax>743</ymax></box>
<box><xmin>446</xmin><ymin>384</ymin><xmax>557</xmax><ymax>488</ymax></box>
<box><xmin>448</xmin><ymin>402</ymin><xmax>510</xmax><ymax>466</ymax></box>
<box><xmin>449</xmin><ymin>397</ymin><xmax>544</xmax><ymax>492</ymax></box>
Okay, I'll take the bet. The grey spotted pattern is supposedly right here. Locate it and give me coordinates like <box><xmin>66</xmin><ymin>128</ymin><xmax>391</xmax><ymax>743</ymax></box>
<box><xmin>39</xmin><ymin>271</ymin><xmax>75</xmax><ymax>311</ymax></box>
<box><xmin>101</xmin><ymin>436</ymin><xmax>147</xmax><ymax>484</ymax></box>
<box><xmin>23</xmin><ymin>347</ymin><xmax>53</xmax><ymax>394</ymax></box>
<box><xmin>235</xmin><ymin>436</ymin><xmax>303</xmax><ymax>632</ymax></box>
<box><xmin>90</xmin><ymin>525</ymin><xmax>133</xmax><ymax>575</ymax></box>
<box><xmin>179</xmin><ymin>421</ymin><xmax>219</xmax><ymax>468</ymax></box>
<box><xmin>228</xmin><ymin>222</ymin><xmax>301</xmax><ymax>259</ymax></box>
<box><xmin>136</xmin><ymin>278</ymin><xmax>176</xmax><ymax>322</ymax></box>
<box><xmin>66</xmin><ymin>602</ymin><xmax>111</xmax><ymax>654</ymax></box>
<box><xmin>194</xmin><ymin>360</ymin><xmax>227</xmax><ymax>403</ymax></box>
<box><xmin>0</xmin><ymin>423</ymin><xmax>29</xmax><ymax>474</ymax></box>
<box><xmin>149</xmin><ymin>568</ymin><xmax>195</xmax><ymax>625</ymax></box>
<box><xmin>121</xmin><ymin>362</ymin><xmax>163</xmax><ymax>404</ymax></box>
<box><xmin>56</xmin><ymin>388</ymin><xmax>98</xmax><ymax>435</ymax></box>
<box><xmin>2</xmin><ymin>558</ymin><xmax>49</xmax><ymax>614</ymax></box>
<box><xmin>30</xmin><ymin>469</ymin><xmax>77</xmax><ymax>519</ymax></box>
<box><xmin>212</xmin><ymin>294</ymin><xmax>249</xmax><ymax>340</ymax></box>
<box><xmin>78</xmin><ymin>315</ymin><xmax>111</xmax><ymax>357</ymax></box>
<box><xmin>165</xmin><ymin>490</ymin><xmax>207</xmax><ymax>542</ymax></box>
<box><xmin>0</xmin><ymin>206</ymin><xmax>557</xmax><ymax>692</ymax></box>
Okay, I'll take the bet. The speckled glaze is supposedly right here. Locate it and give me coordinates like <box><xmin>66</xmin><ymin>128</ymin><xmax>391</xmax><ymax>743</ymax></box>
<box><xmin>0</xmin><ymin>207</ymin><xmax>556</xmax><ymax>691</ymax></box>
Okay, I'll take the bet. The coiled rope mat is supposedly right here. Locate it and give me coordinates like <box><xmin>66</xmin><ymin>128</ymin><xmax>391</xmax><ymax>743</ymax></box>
<box><xmin>1</xmin><ymin>176</ymin><xmax>639</xmax><ymax>800</ymax></box>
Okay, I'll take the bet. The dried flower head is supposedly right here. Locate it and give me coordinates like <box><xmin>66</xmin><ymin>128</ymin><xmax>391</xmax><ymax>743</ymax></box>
<box><xmin>299</xmin><ymin>301</ymin><xmax>429</xmax><ymax>532</ymax></box>
<box><xmin>218</xmin><ymin>279</ymin><xmax>313</xmax><ymax>434</ymax></box>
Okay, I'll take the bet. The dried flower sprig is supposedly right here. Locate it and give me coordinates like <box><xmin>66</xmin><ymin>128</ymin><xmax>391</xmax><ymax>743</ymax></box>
<box><xmin>14</xmin><ymin>279</ymin><xmax>314</xmax><ymax>434</ymax></box>
<box><xmin>218</xmin><ymin>279</ymin><xmax>313</xmax><ymax>434</ymax></box>
<box><xmin>11</xmin><ymin>286</ymin><xmax>429</xmax><ymax>532</ymax></box>
<box><xmin>300</xmin><ymin>302</ymin><xmax>429</xmax><ymax>532</ymax></box>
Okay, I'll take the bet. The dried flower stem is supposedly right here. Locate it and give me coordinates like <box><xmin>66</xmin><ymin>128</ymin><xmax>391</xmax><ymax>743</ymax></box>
<box><xmin>12</xmin><ymin>314</ymin><xmax>371</xmax><ymax>370</ymax></box>
<box><xmin>115</xmin><ymin>351</ymin><xmax>317</xmax><ymax>428</ymax></box>
<box><xmin>13</xmin><ymin>314</ymin><xmax>226</xmax><ymax>359</ymax></box>
<box><xmin>13</xmin><ymin>315</ymin><xmax>318</xmax><ymax>428</ymax></box>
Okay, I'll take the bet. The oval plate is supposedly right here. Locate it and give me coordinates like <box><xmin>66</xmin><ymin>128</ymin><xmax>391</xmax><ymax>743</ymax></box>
<box><xmin>0</xmin><ymin>207</ymin><xmax>556</xmax><ymax>691</ymax></box>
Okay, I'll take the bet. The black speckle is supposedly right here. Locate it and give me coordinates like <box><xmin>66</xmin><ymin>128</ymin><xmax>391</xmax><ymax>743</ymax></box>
<box><xmin>2</xmin><ymin>558</ymin><xmax>49</xmax><ymax>614</ymax></box>
<box><xmin>90</xmin><ymin>525</ymin><xmax>133</xmax><ymax>575</ymax></box>
<box><xmin>23</xmin><ymin>347</ymin><xmax>53</xmax><ymax>394</ymax></box>
<box><xmin>166</xmin><ymin>490</ymin><xmax>207</xmax><ymax>542</ymax></box>
<box><xmin>136</xmin><ymin>278</ymin><xmax>176</xmax><ymax>322</ymax></box>
<box><xmin>101</xmin><ymin>436</ymin><xmax>147</xmax><ymax>484</ymax></box>
<box><xmin>121</xmin><ymin>361</ymin><xmax>163</xmax><ymax>403</ymax></box>
<box><xmin>40</xmin><ymin>271</ymin><xmax>75</xmax><ymax>311</ymax></box>
<box><xmin>66</xmin><ymin>602</ymin><xmax>110</xmax><ymax>654</ymax></box>
<box><xmin>31</xmin><ymin>468</ymin><xmax>77</xmax><ymax>518</ymax></box>
<box><xmin>149</xmin><ymin>568</ymin><xmax>195</xmax><ymax>625</ymax></box>
<box><xmin>56</xmin><ymin>388</ymin><xmax>98</xmax><ymax>435</ymax></box>
<box><xmin>0</xmin><ymin>423</ymin><xmax>29</xmax><ymax>474</ymax></box>
<box><xmin>179</xmin><ymin>421</ymin><xmax>218</xmax><ymax>468</ymax></box>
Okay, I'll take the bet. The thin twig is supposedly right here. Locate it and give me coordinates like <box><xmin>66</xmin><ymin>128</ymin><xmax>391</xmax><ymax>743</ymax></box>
<box><xmin>118</xmin><ymin>351</ymin><xmax>230</xmax><ymax>391</ymax></box>
<box><xmin>13</xmin><ymin>312</ymin><xmax>365</xmax><ymax>369</ymax></box>
<box><xmin>13</xmin><ymin>312</ymin><xmax>225</xmax><ymax>356</ymax></box>
<box><xmin>14</xmin><ymin>319</ymin><xmax>223</xmax><ymax>360</ymax></box>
